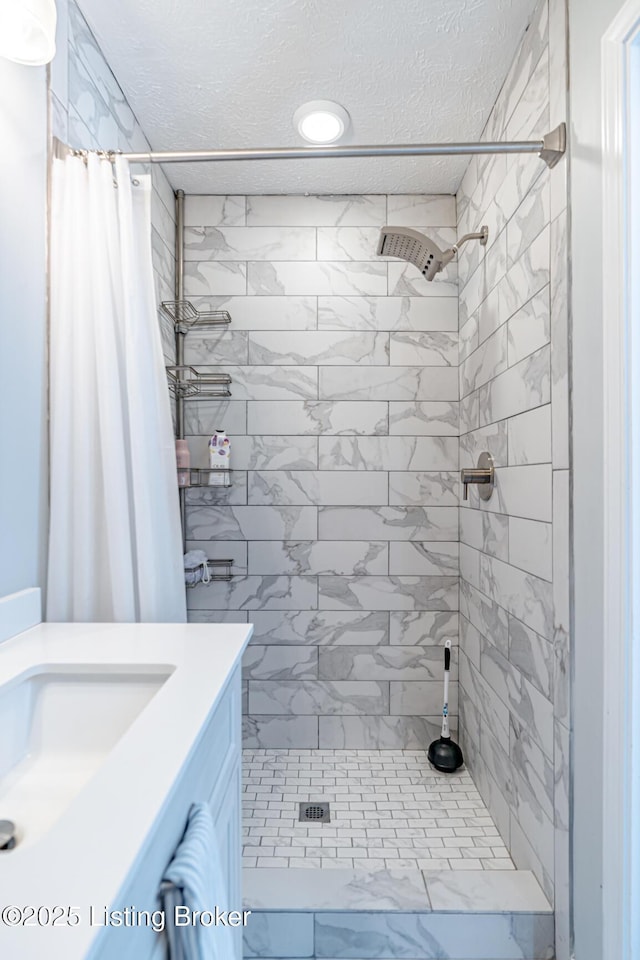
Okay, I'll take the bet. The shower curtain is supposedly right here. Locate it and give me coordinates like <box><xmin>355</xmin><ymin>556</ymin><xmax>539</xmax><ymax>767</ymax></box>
<box><xmin>47</xmin><ymin>154</ymin><xmax>186</xmax><ymax>623</ymax></box>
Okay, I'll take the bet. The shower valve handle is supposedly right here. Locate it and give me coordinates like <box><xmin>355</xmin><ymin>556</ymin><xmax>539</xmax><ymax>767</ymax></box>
<box><xmin>460</xmin><ymin>452</ymin><xmax>495</xmax><ymax>501</ymax></box>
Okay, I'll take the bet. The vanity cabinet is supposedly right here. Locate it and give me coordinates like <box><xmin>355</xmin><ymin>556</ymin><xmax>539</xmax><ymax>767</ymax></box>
<box><xmin>90</xmin><ymin>665</ymin><xmax>243</xmax><ymax>960</ymax></box>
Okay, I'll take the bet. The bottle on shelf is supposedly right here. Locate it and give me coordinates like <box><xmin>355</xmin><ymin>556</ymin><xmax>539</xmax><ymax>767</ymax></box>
<box><xmin>208</xmin><ymin>430</ymin><xmax>231</xmax><ymax>486</ymax></box>
<box><xmin>176</xmin><ymin>439</ymin><xmax>191</xmax><ymax>487</ymax></box>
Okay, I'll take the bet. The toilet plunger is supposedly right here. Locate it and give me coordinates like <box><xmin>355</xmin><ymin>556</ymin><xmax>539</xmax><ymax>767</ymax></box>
<box><xmin>428</xmin><ymin>640</ymin><xmax>464</xmax><ymax>773</ymax></box>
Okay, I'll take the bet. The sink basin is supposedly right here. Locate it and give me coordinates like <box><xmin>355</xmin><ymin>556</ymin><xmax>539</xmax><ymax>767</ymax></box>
<box><xmin>0</xmin><ymin>664</ymin><xmax>173</xmax><ymax>846</ymax></box>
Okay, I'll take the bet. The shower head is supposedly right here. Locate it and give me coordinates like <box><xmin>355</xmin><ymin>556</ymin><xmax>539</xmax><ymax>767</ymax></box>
<box><xmin>377</xmin><ymin>224</ymin><xmax>489</xmax><ymax>281</ymax></box>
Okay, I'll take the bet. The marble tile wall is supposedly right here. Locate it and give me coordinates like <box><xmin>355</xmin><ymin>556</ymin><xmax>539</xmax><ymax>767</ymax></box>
<box><xmin>181</xmin><ymin>193</ymin><xmax>461</xmax><ymax>750</ymax></box>
<box><xmin>455</xmin><ymin>0</ymin><xmax>569</xmax><ymax>949</ymax></box>
<box><xmin>49</xmin><ymin>0</ymin><xmax>176</xmax><ymax>363</ymax></box>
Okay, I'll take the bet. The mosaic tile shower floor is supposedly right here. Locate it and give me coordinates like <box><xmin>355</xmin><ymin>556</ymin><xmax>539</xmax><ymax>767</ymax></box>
<box><xmin>243</xmin><ymin>749</ymin><xmax>514</xmax><ymax>871</ymax></box>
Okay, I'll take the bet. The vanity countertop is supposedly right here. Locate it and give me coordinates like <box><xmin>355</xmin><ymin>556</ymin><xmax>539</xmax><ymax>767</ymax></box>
<box><xmin>0</xmin><ymin>621</ymin><xmax>252</xmax><ymax>960</ymax></box>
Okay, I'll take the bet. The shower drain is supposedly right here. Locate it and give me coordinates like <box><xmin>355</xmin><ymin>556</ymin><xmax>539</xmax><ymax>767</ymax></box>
<box><xmin>298</xmin><ymin>802</ymin><xmax>330</xmax><ymax>823</ymax></box>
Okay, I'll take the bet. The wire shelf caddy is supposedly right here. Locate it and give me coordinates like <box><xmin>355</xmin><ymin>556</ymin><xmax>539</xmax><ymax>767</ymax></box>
<box><xmin>166</xmin><ymin>365</ymin><xmax>232</xmax><ymax>399</ymax></box>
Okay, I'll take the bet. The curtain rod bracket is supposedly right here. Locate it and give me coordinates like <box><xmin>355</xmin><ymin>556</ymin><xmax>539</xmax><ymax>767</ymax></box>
<box><xmin>539</xmin><ymin>123</ymin><xmax>566</xmax><ymax>169</ymax></box>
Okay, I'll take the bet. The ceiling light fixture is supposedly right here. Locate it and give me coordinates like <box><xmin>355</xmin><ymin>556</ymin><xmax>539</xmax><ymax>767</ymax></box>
<box><xmin>0</xmin><ymin>0</ymin><xmax>57</xmax><ymax>66</ymax></box>
<box><xmin>293</xmin><ymin>100</ymin><xmax>350</xmax><ymax>145</ymax></box>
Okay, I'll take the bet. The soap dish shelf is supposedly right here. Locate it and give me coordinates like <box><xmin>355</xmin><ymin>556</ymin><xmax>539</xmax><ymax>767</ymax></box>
<box><xmin>167</xmin><ymin>365</ymin><xmax>232</xmax><ymax>399</ymax></box>
<box><xmin>187</xmin><ymin>558</ymin><xmax>234</xmax><ymax>587</ymax></box>
<box><xmin>182</xmin><ymin>467</ymin><xmax>232</xmax><ymax>488</ymax></box>
<box><xmin>160</xmin><ymin>300</ymin><xmax>232</xmax><ymax>331</ymax></box>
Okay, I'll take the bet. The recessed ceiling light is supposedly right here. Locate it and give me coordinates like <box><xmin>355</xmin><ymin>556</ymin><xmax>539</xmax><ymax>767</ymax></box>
<box><xmin>0</xmin><ymin>0</ymin><xmax>57</xmax><ymax>66</ymax></box>
<box><xmin>293</xmin><ymin>100</ymin><xmax>351</xmax><ymax>145</ymax></box>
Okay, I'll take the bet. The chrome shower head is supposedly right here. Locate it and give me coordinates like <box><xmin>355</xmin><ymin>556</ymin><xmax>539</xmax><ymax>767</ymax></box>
<box><xmin>376</xmin><ymin>224</ymin><xmax>489</xmax><ymax>281</ymax></box>
<box><xmin>377</xmin><ymin>226</ymin><xmax>448</xmax><ymax>281</ymax></box>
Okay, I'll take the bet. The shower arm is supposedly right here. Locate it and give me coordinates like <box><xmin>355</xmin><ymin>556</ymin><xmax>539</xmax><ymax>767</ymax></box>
<box><xmin>52</xmin><ymin>123</ymin><xmax>566</xmax><ymax>170</ymax></box>
<box><xmin>441</xmin><ymin>226</ymin><xmax>489</xmax><ymax>266</ymax></box>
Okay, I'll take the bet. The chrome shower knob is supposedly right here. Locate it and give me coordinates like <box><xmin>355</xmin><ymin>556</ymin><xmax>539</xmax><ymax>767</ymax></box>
<box><xmin>460</xmin><ymin>452</ymin><xmax>495</xmax><ymax>501</ymax></box>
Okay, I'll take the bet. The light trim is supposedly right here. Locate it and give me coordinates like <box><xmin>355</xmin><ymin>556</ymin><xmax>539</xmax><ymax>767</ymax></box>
<box><xmin>293</xmin><ymin>100</ymin><xmax>350</xmax><ymax>145</ymax></box>
<box><xmin>0</xmin><ymin>0</ymin><xmax>57</xmax><ymax>66</ymax></box>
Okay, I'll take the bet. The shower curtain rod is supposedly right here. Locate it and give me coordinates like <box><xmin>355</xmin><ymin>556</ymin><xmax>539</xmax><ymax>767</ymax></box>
<box><xmin>52</xmin><ymin>123</ymin><xmax>566</xmax><ymax>169</ymax></box>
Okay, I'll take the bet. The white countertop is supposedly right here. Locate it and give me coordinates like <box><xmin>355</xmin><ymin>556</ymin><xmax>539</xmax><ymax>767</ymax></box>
<box><xmin>0</xmin><ymin>621</ymin><xmax>252</xmax><ymax>960</ymax></box>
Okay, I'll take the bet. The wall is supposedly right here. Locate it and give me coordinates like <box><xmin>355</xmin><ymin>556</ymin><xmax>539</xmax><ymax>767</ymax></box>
<box><xmin>568</xmin><ymin>1</ymin><xmax>628</xmax><ymax>957</ymax></box>
<box><xmin>0</xmin><ymin>59</ymin><xmax>48</xmax><ymax>604</ymax></box>
<box><xmin>50</xmin><ymin>0</ymin><xmax>176</xmax><ymax>364</ymax></box>
<box><xmin>181</xmin><ymin>194</ymin><xmax>461</xmax><ymax>750</ymax></box>
<box><xmin>455</xmin><ymin>0</ymin><xmax>570</xmax><ymax>949</ymax></box>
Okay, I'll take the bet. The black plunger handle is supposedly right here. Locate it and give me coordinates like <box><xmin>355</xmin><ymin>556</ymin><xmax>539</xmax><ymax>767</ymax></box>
<box><xmin>444</xmin><ymin>646</ymin><xmax>451</xmax><ymax>671</ymax></box>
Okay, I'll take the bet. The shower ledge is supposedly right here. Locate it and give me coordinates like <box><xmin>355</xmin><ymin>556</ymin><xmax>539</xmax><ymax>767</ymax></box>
<box><xmin>242</xmin><ymin>868</ymin><xmax>553</xmax><ymax>959</ymax></box>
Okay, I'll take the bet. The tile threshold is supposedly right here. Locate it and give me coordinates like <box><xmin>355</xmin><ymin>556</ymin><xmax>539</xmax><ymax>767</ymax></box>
<box><xmin>242</xmin><ymin>867</ymin><xmax>552</xmax><ymax>914</ymax></box>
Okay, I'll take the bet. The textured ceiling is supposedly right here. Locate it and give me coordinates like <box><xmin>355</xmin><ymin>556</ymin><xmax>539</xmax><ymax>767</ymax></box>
<box><xmin>77</xmin><ymin>0</ymin><xmax>538</xmax><ymax>195</ymax></box>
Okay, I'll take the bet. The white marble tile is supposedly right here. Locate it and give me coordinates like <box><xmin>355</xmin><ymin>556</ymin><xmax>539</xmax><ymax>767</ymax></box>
<box><xmin>317</xmin><ymin>226</ymin><xmax>383</xmax><ymax>261</ymax></box>
<box><xmin>220</xmin><ymin>436</ymin><xmax>317</xmax><ymax>470</ymax></box>
<box><xmin>509</xmin><ymin>518</ymin><xmax>552</xmax><ymax>581</ymax></box>
<box><xmin>183</xmin><ymin>195</ymin><xmax>246</xmax><ymax>226</ymax></box>
<box><xmin>507</xmin><ymin>287</ymin><xmax>550</xmax><ymax>367</ymax></box>
<box><xmin>387</xmin><ymin>195</ymin><xmax>457</xmax><ymax>227</ymax></box>
<box><xmin>248</xmin><ymin>261</ymin><xmax>387</xmax><ymax>296</ymax></box>
<box><xmin>248</xmin><ymin>680</ymin><xmax>389</xmax><ymax>715</ymax></box>
<box><xmin>242</xmin><ymin>645</ymin><xmax>318</xmax><ymax>680</ymax></box>
<box><xmin>425</xmin><ymin>869</ymin><xmax>550</xmax><ymax>911</ymax></box>
<box><xmin>248</xmin><ymin>331</ymin><xmax>389</xmax><ymax>365</ymax></box>
<box><xmin>318</xmin><ymin>576</ymin><xmax>458</xmax><ymax>612</ymax></box>
<box><xmin>186</xmin><ymin>575</ymin><xmax>317</xmax><ymax>611</ymax></box>
<box><xmin>459</xmin><ymin>654</ymin><xmax>510</xmax><ymax>752</ymax></box>
<box><xmin>247</xmin><ymin>470</ymin><xmax>388</xmax><ymax>506</ymax></box>
<box><xmin>488</xmin><ymin>464</ymin><xmax>553</xmax><ymax>523</ymax></box>
<box><xmin>388</xmin><ymin>262</ymin><xmax>458</xmax><ymax>298</ymax></box>
<box><xmin>509</xmin><ymin>618</ymin><xmax>553</xmax><ymax>701</ymax></box>
<box><xmin>246</xmin><ymin>194</ymin><xmax>387</xmax><ymax>226</ymax></box>
<box><xmin>390</xmin><ymin>332</ymin><xmax>458</xmax><ymax>366</ymax></box>
<box><xmin>247</xmin><ymin>400</ymin><xmax>387</xmax><ymax>436</ymax></box>
<box><xmin>318</xmin><ymin>645</ymin><xmax>458</xmax><ymax>684</ymax></box>
<box><xmin>460</xmin><ymin>420</ymin><xmax>508</xmax><ymax>469</ymax></box>
<box><xmin>389</xmin><ymin>611</ymin><xmax>458</xmax><ymax>646</ymax></box>
<box><xmin>319</xmin><ymin>716</ymin><xmax>446</xmax><ymax>750</ymax></box>
<box><xmin>198</xmin><ymin>365</ymin><xmax>318</xmax><ymax>400</ymax></box>
<box><xmin>507</xmin><ymin>173</ymin><xmax>551</xmax><ymax>268</ymax></box>
<box><xmin>319</xmin><ymin>437</ymin><xmax>457</xmax><ymax>471</ymax></box>
<box><xmin>183</xmin><ymin>260</ymin><xmax>247</xmax><ymax>295</ymax></box>
<box><xmin>389</xmin><ymin>542</ymin><xmax>459</xmax><ymax>576</ymax></box>
<box><xmin>460</xmin><ymin>543</ymin><xmax>481</xmax><ymax>590</ymax></box>
<box><xmin>183</xmin><ymin>330</ymin><xmax>249</xmax><ymax>365</ymax></box>
<box><xmin>314</xmin><ymin>910</ymin><xmax>554</xmax><ymax>959</ymax></box>
<box><xmin>318</xmin><ymin>506</ymin><xmax>458</xmax><ymax>542</ymax></box>
<box><xmin>320</xmin><ymin>366</ymin><xmax>458</xmax><ymax>402</ymax></box>
<box><xmin>388</xmin><ymin>401</ymin><xmax>458</xmax><ymax>436</ymax></box>
<box><xmin>243</xmin><ymin>715</ymin><xmax>318</xmax><ymax>749</ymax></box>
<box><xmin>480</xmin><ymin>555</ymin><xmax>553</xmax><ymax>640</ymax></box>
<box><xmin>248</xmin><ymin>540</ymin><xmax>388</xmax><ymax>576</ymax></box>
<box><xmin>460</xmin><ymin>580</ymin><xmax>510</xmax><ymax>657</ymax></box>
<box><xmin>318</xmin><ymin>296</ymin><xmax>458</xmax><ymax>332</ymax></box>
<box><xmin>184</xmin><ymin>224</ymin><xmax>314</xmax><ymax>261</ymax></box>
<box><xmin>243</xmin><ymin>867</ymin><xmax>429</xmax><ymax>910</ymax></box>
<box><xmin>460</xmin><ymin>326</ymin><xmax>508</xmax><ymax>397</ymax></box>
<box><xmin>243</xmin><ymin>911</ymin><xmax>313</xmax><ymax>957</ymax></box>
<box><xmin>390</xmin><ymin>679</ymin><xmax>458</xmax><ymax>715</ymax></box>
<box><xmin>250</xmin><ymin>610</ymin><xmax>389</xmax><ymax>646</ymax></box>
<box><xmin>389</xmin><ymin>472</ymin><xmax>459</xmax><ymax>507</ymax></box>
<box><xmin>479</xmin><ymin>345</ymin><xmax>550</xmax><ymax>426</ymax></box>
<box><xmin>188</xmin><ymin>294</ymin><xmax>317</xmax><ymax>330</ymax></box>
<box><xmin>459</xmin><ymin>508</ymin><xmax>509</xmax><ymax>561</ymax></box>
<box><xmin>184</xmin><ymin>399</ymin><xmax>247</xmax><ymax>437</ymax></box>
<box><xmin>186</xmin><ymin>505</ymin><xmax>317</xmax><ymax>541</ymax></box>
<box><xmin>507</xmin><ymin>47</ymin><xmax>550</xmax><ymax>142</ymax></box>
<box><xmin>507</xmin><ymin>404</ymin><xmax>551</xmax><ymax>465</ymax></box>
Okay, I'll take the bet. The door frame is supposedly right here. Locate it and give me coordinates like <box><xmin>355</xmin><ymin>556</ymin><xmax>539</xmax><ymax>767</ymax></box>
<box><xmin>600</xmin><ymin>3</ymin><xmax>640</xmax><ymax>957</ymax></box>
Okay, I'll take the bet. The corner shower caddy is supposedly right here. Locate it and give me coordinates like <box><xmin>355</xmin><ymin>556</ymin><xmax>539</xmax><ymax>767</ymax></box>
<box><xmin>164</xmin><ymin>198</ymin><xmax>236</xmax><ymax>584</ymax></box>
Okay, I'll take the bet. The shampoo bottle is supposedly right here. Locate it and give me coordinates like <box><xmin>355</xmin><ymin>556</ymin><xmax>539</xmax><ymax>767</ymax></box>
<box><xmin>208</xmin><ymin>430</ymin><xmax>231</xmax><ymax>485</ymax></box>
<box><xmin>176</xmin><ymin>439</ymin><xmax>191</xmax><ymax>487</ymax></box>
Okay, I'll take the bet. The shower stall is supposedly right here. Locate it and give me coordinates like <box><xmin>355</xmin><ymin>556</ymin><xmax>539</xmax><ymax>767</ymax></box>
<box><xmin>52</xmin><ymin>0</ymin><xmax>570</xmax><ymax>956</ymax></box>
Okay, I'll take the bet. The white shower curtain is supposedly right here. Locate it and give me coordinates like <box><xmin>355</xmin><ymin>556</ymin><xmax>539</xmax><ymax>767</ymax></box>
<box><xmin>47</xmin><ymin>154</ymin><xmax>186</xmax><ymax>623</ymax></box>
